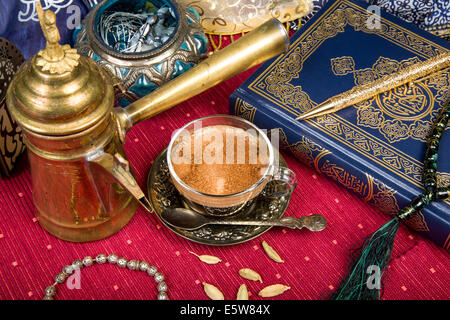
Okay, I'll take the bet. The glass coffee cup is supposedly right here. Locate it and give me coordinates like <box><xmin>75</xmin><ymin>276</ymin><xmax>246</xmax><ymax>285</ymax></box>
<box><xmin>167</xmin><ymin>115</ymin><xmax>296</xmax><ymax>217</ymax></box>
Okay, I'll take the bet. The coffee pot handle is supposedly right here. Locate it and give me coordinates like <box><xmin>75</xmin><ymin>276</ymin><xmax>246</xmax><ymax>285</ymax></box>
<box><xmin>86</xmin><ymin>151</ymin><xmax>153</xmax><ymax>213</ymax></box>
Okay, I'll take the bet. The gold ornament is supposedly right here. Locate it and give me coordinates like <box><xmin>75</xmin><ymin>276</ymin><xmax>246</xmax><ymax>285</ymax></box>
<box><xmin>179</xmin><ymin>0</ymin><xmax>312</xmax><ymax>35</ymax></box>
<box><xmin>35</xmin><ymin>1</ymin><xmax>79</xmax><ymax>74</ymax></box>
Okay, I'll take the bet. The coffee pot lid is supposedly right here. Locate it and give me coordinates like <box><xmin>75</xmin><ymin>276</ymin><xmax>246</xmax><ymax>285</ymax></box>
<box><xmin>6</xmin><ymin>2</ymin><xmax>113</xmax><ymax>136</ymax></box>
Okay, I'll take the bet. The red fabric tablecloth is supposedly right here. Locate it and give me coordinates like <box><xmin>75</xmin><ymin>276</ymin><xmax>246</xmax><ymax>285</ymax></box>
<box><xmin>0</xmin><ymin>66</ymin><xmax>449</xmax><ymax>300</ymax></box>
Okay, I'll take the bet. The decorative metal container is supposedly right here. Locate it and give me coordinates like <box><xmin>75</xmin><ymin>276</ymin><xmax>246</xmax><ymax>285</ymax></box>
<box><xmin>75</xmin><ymin>0</ymin><xmax>209</xmax><ymax>105</ymax></box>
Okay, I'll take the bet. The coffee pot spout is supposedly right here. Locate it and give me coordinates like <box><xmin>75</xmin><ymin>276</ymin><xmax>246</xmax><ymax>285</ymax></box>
<box><xmin>86</xmin><ymin>151</ymin><xmax>153</xmax><ymax>213</ymax></box>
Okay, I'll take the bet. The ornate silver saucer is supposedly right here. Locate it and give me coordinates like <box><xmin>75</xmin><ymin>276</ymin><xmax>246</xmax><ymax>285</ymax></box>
<box><xmin>147</xmin><ymin>148</ymin><xmax>292</xmax><ymax>246</ymax></box>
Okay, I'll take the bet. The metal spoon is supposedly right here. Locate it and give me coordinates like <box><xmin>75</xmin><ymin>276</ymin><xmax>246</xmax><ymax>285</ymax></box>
<box><xmin>161</xmin><ymin>208</ymin><xmax>327</xmax><ymax>231</ymax></box>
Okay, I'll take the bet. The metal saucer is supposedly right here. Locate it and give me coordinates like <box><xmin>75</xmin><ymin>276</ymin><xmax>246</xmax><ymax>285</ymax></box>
<box><xmin>147</xmin><ymin>148</ymin><xmax>292</xmax><ymax>246</ymax></box>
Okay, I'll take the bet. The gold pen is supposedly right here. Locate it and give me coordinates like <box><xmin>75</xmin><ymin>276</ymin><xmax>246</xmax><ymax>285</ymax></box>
<box><xmin>296</xmin><ymin>52</ymin><xmax>450</xmax><ymax>120</ymax></box>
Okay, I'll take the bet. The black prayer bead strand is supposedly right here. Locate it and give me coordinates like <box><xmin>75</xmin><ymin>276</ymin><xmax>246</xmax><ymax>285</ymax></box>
<box><xmin>398</xmin><ymin>103</ymin><xmax>450</xmax><ymax>221</ymax></box>
<box><xmin>329</xmin><ymin>102</ymin><xmax>450</xmax><ymax>301</ymax></box>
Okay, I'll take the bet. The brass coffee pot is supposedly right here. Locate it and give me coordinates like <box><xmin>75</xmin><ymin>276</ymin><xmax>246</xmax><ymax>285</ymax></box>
<box><xmin>6</xmin><ymin>4</ymin><xmax>289</xmax><ymax>242</ymax></box>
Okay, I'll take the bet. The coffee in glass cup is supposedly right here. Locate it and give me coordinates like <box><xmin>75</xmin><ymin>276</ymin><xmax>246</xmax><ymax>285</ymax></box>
<box><xmin>167</xmin><ymin>115</ymin><xmax>296</xmax><ymax>217</ymax></box>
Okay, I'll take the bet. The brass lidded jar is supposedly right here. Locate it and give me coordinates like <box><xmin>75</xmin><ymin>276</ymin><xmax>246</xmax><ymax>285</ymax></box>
<box><xmin>6</xmin><ymin>3</ymin><xmax>138</xmax><ymax>242</ymax></box>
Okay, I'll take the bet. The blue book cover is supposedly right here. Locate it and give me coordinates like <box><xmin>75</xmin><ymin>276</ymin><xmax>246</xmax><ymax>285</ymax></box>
<box><xmin>230</xmin><ymin>0</ymin><xmax>450</xmax><ymax>250</ymax></box>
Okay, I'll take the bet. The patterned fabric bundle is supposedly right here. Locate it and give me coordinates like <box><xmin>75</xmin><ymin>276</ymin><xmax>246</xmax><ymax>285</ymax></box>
<box><xmin>370</xmin><ymin>0</ymin><xmax>450</xmax><ymax>40</ymax></box>
<box><xmin>0</xmin><ymin>0</ymin><xmax>88</xmax><ymax>59</ymax></box>
<box><xmin>302</xmin><ymin>1</ymin><xmax>449</xmax><ymax>40</ymax></box>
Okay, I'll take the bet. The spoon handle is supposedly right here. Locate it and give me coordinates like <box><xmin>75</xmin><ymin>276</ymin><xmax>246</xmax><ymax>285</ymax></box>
<box><xmin>210</xmin><ymin>215</ymin><xmax>327</xmax><ymax>232</ymax></box>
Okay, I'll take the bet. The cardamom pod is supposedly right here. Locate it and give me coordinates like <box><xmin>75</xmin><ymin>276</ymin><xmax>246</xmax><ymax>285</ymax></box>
<box><xmin>189</xmin><ymin>251</ymin><xmax>222</xmax><ymax>264</ymax></box>
<box><xmin>258</xmin><ymin>284</ymin><xmax>291</xmax><ymax>297</ymax></box>
<box><xmin>203</xmin><ymin>282</ymin><xmax>224</xmax><ymax>300</ymax></box>
<box><xmin>238</xmin><ymin>268</ymin><xmax>263</xmax><ymax>283</ymax></box>
<box><xmin>261</xmin><ymin>241</ymin><xmax>284</xmax><ymax>263</ymax></box>
<box><xmin>236</xmin><ymin>284</ymin><xmax>249</xmax><ymax>300</ymax></box>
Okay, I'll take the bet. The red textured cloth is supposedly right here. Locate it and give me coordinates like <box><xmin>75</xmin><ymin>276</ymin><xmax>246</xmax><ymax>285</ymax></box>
<box><xmin>1</xmin><ymin>68</ymin><xmax>449</xmax><ymax>301</ymax></box>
